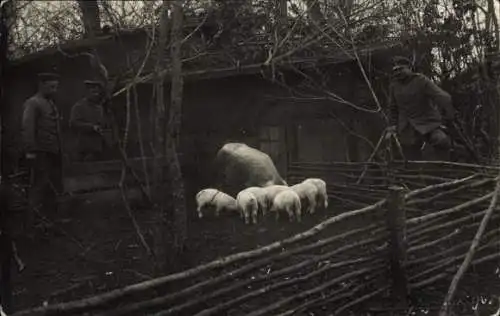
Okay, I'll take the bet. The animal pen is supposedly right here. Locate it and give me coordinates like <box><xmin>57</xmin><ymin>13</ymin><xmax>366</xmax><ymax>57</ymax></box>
<box><xmin>9</xmin><ymin>158</ymin><xmax>500</xmax><ymax>316</ymax></box>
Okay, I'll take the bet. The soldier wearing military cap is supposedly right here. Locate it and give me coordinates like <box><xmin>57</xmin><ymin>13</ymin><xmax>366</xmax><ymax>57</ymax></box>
<box><xmin>387</xmin><ymin>56</ymin><xmax>456</xmax><ymax>161</ymax></box>
<box><xmin>21</xmin><ymin>72</ymin><xmax>63</xmax><ymax>226</ymax></box>
<box><xmin>70</xmin><ymin>79</ymin><xmax>106</xmax><ymax>161</ymax></box>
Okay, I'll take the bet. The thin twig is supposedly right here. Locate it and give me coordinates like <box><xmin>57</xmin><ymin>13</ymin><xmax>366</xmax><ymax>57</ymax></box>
<box><xmin>356</xmin><ymin>130</ymin><xmax>386</xmax><ymax>184</ymax></box>
<box><xmin>118</xmin><ymin>182</ymin><xmax>152</xmax><ymax>258</ymax></box>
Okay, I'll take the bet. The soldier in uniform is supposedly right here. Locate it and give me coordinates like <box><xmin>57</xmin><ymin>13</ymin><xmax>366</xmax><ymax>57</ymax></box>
<box><xmin>21</xmin><ymin>73</ymin><xmax>63</xmax><ymax>227</ymax></box>
<box><xmin>70</xmin><ymin>80</ymin><xmax>106</xmax><ymax>161</ymax></box>
<box><xmin>387</xmin><ymin>56</ymin><xmax>456</xmax><ymax>161</ymax></box>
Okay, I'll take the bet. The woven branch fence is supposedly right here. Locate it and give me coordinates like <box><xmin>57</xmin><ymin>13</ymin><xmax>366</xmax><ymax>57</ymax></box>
<box><xmin>11</xmin><ymin>160</ymin><xmax>500</xmax><ymax>316</ymax></box>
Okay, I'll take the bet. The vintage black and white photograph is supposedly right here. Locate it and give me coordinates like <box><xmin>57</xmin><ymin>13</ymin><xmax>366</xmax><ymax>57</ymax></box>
<box><xmin>1</xmin><ymin>0</ymin><xmax>500</xmax><ymax>315</ymax></box>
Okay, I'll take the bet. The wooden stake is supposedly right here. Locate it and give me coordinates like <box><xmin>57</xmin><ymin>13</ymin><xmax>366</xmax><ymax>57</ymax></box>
<box><xmin>386</xmin><ymin>186</ymin><xmax>409</xmax><ymax>307</ymax></box>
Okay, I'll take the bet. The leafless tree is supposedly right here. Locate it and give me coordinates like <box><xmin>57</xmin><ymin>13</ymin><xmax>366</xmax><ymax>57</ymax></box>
<box><xmin>167</xmin><ymin>0</ymin><xmax>187</xmax><ymax>258</ymax></box>
<box><xmin>76</xmin><ymin>0</ymin><xmax>101</xmax><ymax>37</ymax></box>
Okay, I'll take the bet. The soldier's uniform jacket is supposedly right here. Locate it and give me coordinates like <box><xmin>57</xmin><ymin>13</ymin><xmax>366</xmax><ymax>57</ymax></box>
<box><xmin>69</xmin><ymin>98</ymin><xmax>105</xmax><ymax>153</ymax></box>
<box><xmin>389</xmin><ymin>73</ymin><xmax>455</xmax><ymax>136</ymax></box>
<box><xmin>21</xmin><ymin>94</ymin><xmax>62</xmax><ymax>154</ymax></box>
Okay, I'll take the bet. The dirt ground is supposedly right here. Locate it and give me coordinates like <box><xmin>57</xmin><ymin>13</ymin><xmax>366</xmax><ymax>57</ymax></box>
<box><xmin>9</xmin><ymin>188</ymin><xmax>354</xmax><ymax>312</ymax></box>
<box><xmin>8</xmin><ymin>188</ymin><xmax>500</xmax><ymax>315</ymax></box>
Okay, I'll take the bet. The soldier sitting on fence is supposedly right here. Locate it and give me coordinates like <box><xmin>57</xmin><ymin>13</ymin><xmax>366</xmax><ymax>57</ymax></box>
<box><xmin>70</xmin><ymin>80</ymin><xmax>107</xmax><ymax>162</ymax></box>
<box><xmin>386</xmin><ymin>56</ymin><xmax>456</xmax><ymax>161</ymax></box>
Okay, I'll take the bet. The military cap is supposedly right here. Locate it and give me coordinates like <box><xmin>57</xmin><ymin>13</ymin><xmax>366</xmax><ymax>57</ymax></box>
<box><xmin>37</xmin><ymin>72</ymin><xmax>60</xmax><ymax>82</ymax></box>
<box><xmin>84</xmin><ymin>80</ymin><xmax>104</xmax><ymax>87</ymax></box>
<box><xmin>392</xmin><ymin>56</ymin><xmax>412</xmax><ymax>67</ymax></box>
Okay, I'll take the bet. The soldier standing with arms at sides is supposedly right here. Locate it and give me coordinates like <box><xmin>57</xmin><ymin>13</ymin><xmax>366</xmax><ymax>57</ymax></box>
<box><xmin>70</xmin><ymin>80</ymin><xmax>106</xmax><ymax>162</ymax></box>
<box><xmin>21</xmin><ymin>72</ymin><xmax>63</xmax><ymax>228</ymax></box>
<box><xmin>387</xmin><ymin>56</ymin><xmax>456</xmax><ymax>161</ymax></box>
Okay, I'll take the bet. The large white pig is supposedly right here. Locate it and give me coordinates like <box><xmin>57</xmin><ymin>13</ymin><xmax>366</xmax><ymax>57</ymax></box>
<box><xmin>214</xmin><ymin>143</ymin><xmax>287</xmax><ymax>197</ymax></box>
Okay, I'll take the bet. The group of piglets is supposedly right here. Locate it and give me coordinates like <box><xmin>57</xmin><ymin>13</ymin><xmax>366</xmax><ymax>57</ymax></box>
<box><xmin>196</xmin><ymin>179</ymin><xmax>328</xmax><ymax>224</ymax></box>
<box><xmin>195</xmin><ymin>142</ymin><xmax>328</xmax><ymax>224</ymax></box>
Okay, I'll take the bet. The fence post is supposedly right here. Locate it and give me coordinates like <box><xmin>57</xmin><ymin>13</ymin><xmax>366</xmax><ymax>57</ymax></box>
<box><xmin>386</xmin><ymin>185</ymin><xmax>408</xmax><ymax>307</ymax></box>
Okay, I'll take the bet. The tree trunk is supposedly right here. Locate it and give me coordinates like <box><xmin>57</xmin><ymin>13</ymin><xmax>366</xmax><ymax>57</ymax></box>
<box><xmin>167</xmin><ymin>0</ymin><xmax>187</xmax><ymax>263</ymax></box>
<box><xmin>0</xmin><ymin>0</ymin><xmax>14</xmax><ymax>176</ymax></box>
<box><xmin>0</xmin><ymin>1</ymin><xmax>13</xmax><ymax>313</ymax></box>
<box><xmin>486</xmin><ymin>0</ymin><xmax>499</xmax><ymax>51</ymax></box>
<box><xmin>486</xmin><ymin>0</ymin><xmax>500</xmax><ymax>159</ymax></box>
<box><xmin>276</xmin><ymin>0</ymin><xmax>287</xmax><ymax>26</ymax></box>
<box><xmin>77</xmin><ymin>0</ymin><xmax>101</xmax><ymax>38</ymax></box>
<box><xmin>151</xmin><ymin>0</ymin><xmax>170</xmax><ymax>274</ymax></box>
<box><xmin>0</xmin><ymin>0</ymin><xmax>9</xmax><ymax>177</ymax></box>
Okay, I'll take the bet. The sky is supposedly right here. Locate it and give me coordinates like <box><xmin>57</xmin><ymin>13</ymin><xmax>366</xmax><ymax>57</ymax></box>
<box><xmin>7</xmin><ymin>0</ymin><xmax>500</xmax><ymax>59</ymax></box>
